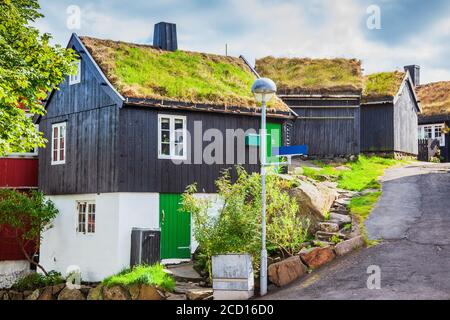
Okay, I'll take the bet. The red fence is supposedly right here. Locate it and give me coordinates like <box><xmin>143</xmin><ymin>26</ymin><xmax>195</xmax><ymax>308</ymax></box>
<box><xmin>0</xmin><ymin>225</ymin><xmax>35</xmax><ymax>261</ymax></box>
<box><xmin>0</xmin><ymin>158</ymin><xmax>38</xmax><ymax>188</ymax></box>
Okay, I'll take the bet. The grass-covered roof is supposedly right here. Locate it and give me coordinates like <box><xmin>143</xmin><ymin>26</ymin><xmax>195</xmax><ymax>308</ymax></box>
<box><xmin>417</xmin><ymin>81</ymin><xmax>450</xmax><ymax>117</ymax></box>
<box><xmin>79</xmin><ymin>36</ymin><xmax>289</xmax><ymax>113</ymax></box>
<box><xmin>362</xmin><ymin>71</ymin><xmax>405</xmax><ymax>101</ymax></box>
<box><xmin>255</xmin><ymin>56</ymin><xmax>363</xmax><ymax>95</ymax></box>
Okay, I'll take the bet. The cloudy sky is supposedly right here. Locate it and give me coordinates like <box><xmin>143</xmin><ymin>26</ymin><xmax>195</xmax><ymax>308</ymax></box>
<box><xmin>35</xmin><ymin>0</ymin><xmax>450</xmax><ymax>84</ymax></box>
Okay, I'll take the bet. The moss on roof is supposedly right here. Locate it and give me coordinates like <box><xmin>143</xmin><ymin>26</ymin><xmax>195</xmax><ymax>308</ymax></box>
<box><xmin>417</xmin><ymin>81</ymin><xmax>450</xmax><ymax>117</ymax></box>
<box><xmin>255</xmin><ymin>56</ymin><xmax>363</xmax><ymax>95</ymax></box>
<box><xmin>363</xmin><ymin>71</ymin><xmax>405</xmax><ymax>101</ymax></box>
<box><xmin>79</xmin><ymin>37</ymin><xmax>288</xmax><ymax>113</ymax></box>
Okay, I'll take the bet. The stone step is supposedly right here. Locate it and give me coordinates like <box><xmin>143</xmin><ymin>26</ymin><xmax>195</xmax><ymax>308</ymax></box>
<box><xmin>315</xmin><ymin>231</ymin><xmax>347</xmax><ymax>242</ymax></box>
<box><xmin>319</xmin><ymin>222</ymin><xmax>340</xmax><ymax>233</ymax></box>
<box><xmin>330</xmin><ymin>213</ymin><xmax>352</xmax><ymax>226</ymax></box>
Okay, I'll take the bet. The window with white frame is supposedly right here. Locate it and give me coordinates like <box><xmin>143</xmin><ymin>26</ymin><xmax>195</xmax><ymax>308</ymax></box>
<box><xmin>418</xmin><ymin>124</ymin><xmax>445</xmax><ymax>147</ymax></box>
<box><xmin>158</xmin><ymin>114</ymin><xmax>187</xmax><ymax>160</ymax></box>
<box><xmin>77</xmin><ymin>201</ymin><xmax>96</xmax><ymax>234</ymax></box>
<box><xmin>69</xmin><ymin>60</ymin><xmax>81</xmax><ymax>85</ymax></box>
<box><xmin>51</xmin><ymin>122</ymin><xmax>66</xmax><ymax>165</ymax></box>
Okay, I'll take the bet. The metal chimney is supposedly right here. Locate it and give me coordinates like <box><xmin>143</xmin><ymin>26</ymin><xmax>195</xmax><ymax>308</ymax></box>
<box><xmin>153</xmin><ymin>22</ymin><xmax>178</xmax><ymax>51</ymax></box>
<box><xmin>404</xmin><ymin>65</ymin><xmax>420</xmax><ymax>86</ymax></box>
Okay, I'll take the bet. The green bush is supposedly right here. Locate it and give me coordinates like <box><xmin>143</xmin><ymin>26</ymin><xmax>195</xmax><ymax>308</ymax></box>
<box><xmin>12</xmin><ymin>271</ymin><xmax>65</xmax><ymax>291</ymax></box>
<box><xmin>102</xmin><ymin>264</ymin><xmax>175</xmax><ymax>292</ymax></box>
<box><xmin>181</xmin><ymin>167</ymin><xmax>310</xmax><ymax>278</ymax></box>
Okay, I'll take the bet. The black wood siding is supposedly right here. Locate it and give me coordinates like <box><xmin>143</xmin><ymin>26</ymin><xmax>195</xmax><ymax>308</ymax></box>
<box><xmin>393</xmin><ymin>82</ymin><xmax>419</xmax><ymax>155</ymax></box>
<box><xmin>286</xmin><ymin>99</ymin><xmax>360</xmax><ymax>156</ymax></box>
<box><xmin>117</xmin><ymin>107</ymin><xmax>274</xmax><ymax>193</ymax></box>
<box><xmin>360</xmin><ymin>104</ymin><xmax>394</xmax><ymax>152</ymax></box>
<box><xmin>38</xmin><ymin>54</ymin><xmax>120</xmax><ymax>195</ymax></box>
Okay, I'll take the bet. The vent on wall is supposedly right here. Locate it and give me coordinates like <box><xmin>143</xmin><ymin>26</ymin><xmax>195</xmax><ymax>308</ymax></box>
<box><xmin>153</xmin><ymin>22</ymin><xmax>178</xmax><ymax>51</ymax></box>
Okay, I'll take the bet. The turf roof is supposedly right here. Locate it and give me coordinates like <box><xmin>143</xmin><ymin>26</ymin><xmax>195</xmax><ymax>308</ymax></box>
<box><xmin>255</xmin><ymin>56</ymin><xmax>363</xmax><ymax>95</ymax></box>
<box><xmin>362</xmin><ymin>71</ymin><xmax>406</xmax><ymax>102</ymax></box>
<box><xmin>417</xmin><ymin>81</ymin><xmax>450</xmax><ymax>117</ymax></box>
<box><xmin>79</xmin><ymin>36</ymin><xmax>289</xmax><ymax>113</ymax></box>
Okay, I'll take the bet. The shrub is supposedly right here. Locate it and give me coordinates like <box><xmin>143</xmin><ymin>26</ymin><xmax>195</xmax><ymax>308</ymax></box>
<box><xmin>181</xmin><ymin>166</ymin><xmax>310</xmax><ymax>277</ymax></box>
<box><xmin>102</xmin><ymin>264</ymin><xmax>175</xmax><ymax>292</ymax></box>
<box><xmin>12</xmin><ymin>271</ymin><xmax>65</xmax><ymax>291</ymax></box>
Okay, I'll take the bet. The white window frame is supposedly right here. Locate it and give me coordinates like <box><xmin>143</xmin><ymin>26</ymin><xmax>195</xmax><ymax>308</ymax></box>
<box><xmin>69</xmin><ymin>60</ymin><xmax>81</xmax><ymax>85</ymax></box>
<box><xmin>51</xmin><ymin>122</ymin><xmax>66</xmax><ymax>165</ymax></box>
<box><xmin>76</xmin><ymin>201</ymin><xmax>96</xmax><ymax>235</ymax></box>
<box><xmin>158</xmin><ymin>114</ymin><xmax>187</xmax><ymax>160</ymax></box>
<box><xmin>418</xmin><ymin>123</ymin><xmax>445</xmax><ymax>147</ymax></box>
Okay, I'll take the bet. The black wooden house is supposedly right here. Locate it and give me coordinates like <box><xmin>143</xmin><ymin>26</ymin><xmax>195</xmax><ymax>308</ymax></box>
<box><xmin>36</xmin><ymin>24</ymin><xmax>293</xmax><ymax>281</ymax></box>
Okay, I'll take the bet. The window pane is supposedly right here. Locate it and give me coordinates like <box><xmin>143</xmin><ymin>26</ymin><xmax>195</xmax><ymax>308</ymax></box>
<box><xmin>161</xmin><ymin>143</ymin><xmax>170</xmax><ymax>155</ymax></box>
<box><xmin>175</xmin><ymin>119</ymin><xmax>184</xmax><ymax>130</ymax></box>
<box><xmin>175</xmin><ymin>143</ymin><xmax>184</xmax><ymax>156</ymax></box>
<box><xmin>175</xmin><ymin>131</ymin><xmax>184</xmax><ymax>144</ymax></box>
<box><xmin>161</xmin><ymin>131</ymin><xmax>170</xmax><ymax>143</ymax></box>
<box><xmin>53</xmin><ymin>150</ymin><xmax>58</xmax><ymax>161</ymax></box>
<box><xmin>60</xmin><ymin>149</ymin><xmax>64</xmax><ymax>161</ymax></box>
<box><xmin>161</xmin><ymin>118</ymin><xmax>170</xmax><ymax>130</ymax></box>
<box><xmin>53</xmin><ymin>127</ymin><xmax>58</xmax><ymax>140</ymax></box>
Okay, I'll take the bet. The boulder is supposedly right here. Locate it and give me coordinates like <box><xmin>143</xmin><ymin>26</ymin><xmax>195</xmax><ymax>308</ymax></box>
<box><xmin>335</xmin><ymin>236</ymin><xmax>365</xmax><ymax>256</ymax></box>
<box><xmin>87</xmin><ymin>284</ymin><xmax>104</xmax><ymax>300</ymax></box>
<box><xmin>186</xmin><ymin>289</ymin><xmax>213</xmax><ymax>301</ymax></box>
<box><xmin>52</xmin><ymin>283</ymin><xmax>66</xmax><ymax>295</ymax></box>
<box><xmin>8</xmin><ymin>290</ymin><xmax>23</xmax><ymax>300</ymax></box>
<box><xmin>299</xmin><ymin>247</ymin><xmax>336</xmax><ymax>269</ymax></box>
<box><xmin>267</xmin><ymin>256</ymin><xmax>307</xmax><ymax>287</ymax></box>
<box><xmin>330</xmin><ymin>213</ymin><xmax>352</xmax><ymax>226</ymax></box>
<box><xmin>38</xmin><ymin>287</ymin><xmax>54</xmax><ymax>300</ymax></box>
<box><xmin>319</xmin><ymin>222</ymin><xmax>340</xmax><ymax>233</ymax></box>
<box><xmin>26</xmin><ymin>289</ymin><xmax>40</xmax><ymax>300</ymax></box>
<box><xmin>128</xmin><ymin>284</ymin><xmax>141</xmax><ymax>300</ymax></box>
<box><xmin>138</xmin><ymin>285</ymin><xmax>165</xmax><ymax>300</ymax></box>
<box><xmin>57</xmin><ymin>287</ymin><xmax>86</xmax><ymax>300</ymax></box>
<box><xmin>288</xmin><ymin>180</ymin><xmax>338</xmax><ymax>232</ymax></box>
<box><xmin>102</xmin><ymin>285</ymin><xmax>130</xmax><ymax>300</ymax></box>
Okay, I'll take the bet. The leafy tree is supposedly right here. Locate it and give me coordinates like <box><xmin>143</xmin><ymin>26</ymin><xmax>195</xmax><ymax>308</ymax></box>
<box><xmin>0</xmin><ymin>0</ymin><xmax>76</xmax><ymax>155</ymax></box>
<box><xmin>0</xmin><ymin>189</ymin><xmax>59</xmax><ymax>275</ymax></box>
<box><xmin>181</xmin><ymin>167</ymin><xmax>310</xmax><ymax>279</ymax></box>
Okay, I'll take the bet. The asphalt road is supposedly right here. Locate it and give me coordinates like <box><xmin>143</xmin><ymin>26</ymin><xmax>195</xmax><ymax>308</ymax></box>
<box><xmin>262</xmin><ymin>163</ymin><xmax>450</xmax><ymax>300</ymax></box>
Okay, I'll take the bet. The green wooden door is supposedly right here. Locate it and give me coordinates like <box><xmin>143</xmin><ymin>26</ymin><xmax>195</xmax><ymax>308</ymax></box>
<box><xmin>160</xmin><ymin>194</ymin><xmax>191</xmax><ymax>259</ymax></box>
<box><xmin>266</xmin><ymin>122</ymin><xmax>282</xmax><ymax>164</ymax></box>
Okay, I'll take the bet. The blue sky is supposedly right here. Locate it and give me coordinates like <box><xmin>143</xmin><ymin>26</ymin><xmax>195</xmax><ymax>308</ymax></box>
<box><xmin>35</xmin><ymin>0</ymin><xmax>450</xmax><ymax>83</ymax></box>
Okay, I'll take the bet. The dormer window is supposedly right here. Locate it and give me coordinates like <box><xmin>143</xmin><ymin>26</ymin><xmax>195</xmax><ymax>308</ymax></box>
<box><xmin>69</xmin><ymin>60</ymin><xmax>81</xmax><ymax>85</ymax></box>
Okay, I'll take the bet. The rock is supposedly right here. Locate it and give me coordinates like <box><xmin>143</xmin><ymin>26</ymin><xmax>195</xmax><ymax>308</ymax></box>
<box><xmin>23</xmin><ymin>290</ymin><xmax>34</xmax><ymax>299</ymax></box>
<box><xmin>26</xmin><ymin>289</ymin><xmax>40</xmax><ymax>300</ymax></box>
<box><xmin>299</xmin><ymin>247</ymin><xmax>336</xmax><ymax>269</ymax></box>
<box><xmin>138</xmin><ymin>285</ymin><xmax>165</xmax><ymax>300</ymax></box>
<box><xmin>8</xmin><ymin>290</ymin><xmax>23</xmax><ymax>300</ymax></box>
<box><xmin>288</xmin><ymin>180</ymin><xmax>338</xmax><ymax>232</ymax></box>
<box><xmin>38</xmin><ymin>287</ymin><xmax>54</xmax><ymax>300</ymax></box>
<box><xmin>87</xmin><ymin>284</ymin><xmax>103</xmax><ymax>300</ymax></box>
<box><xmin>2</xmin><ymin>292</ymin><xmax>8</xmax><ymax>300</ymax></box>
<box><xmin>335</xmin><ymin>166</ymin><xmax>350</xmax><ymax>171</ymax></box>
<box><xmin>203</xmin><ymin>295</ymin><xmax>214</xmax><ymax>300</ymax></box>
<box><xmin>267</xmin><ymin>256</ymin><xmax>307</xmax><ymax>287</ymax></box>
<box><xmin>167</xmin><ymin>293</ymin><xmax>186</xmax><ymax>300</ymax></box>
<box><xmin>186</xmin><ymin>289</ymin><xmax>213</xmax><ymax>301</ymax></box>
<box><xmin>319</xmin><ymin>222</ymin><xmax>340</xmax><ymax>233</ymax></box>
<box><xmin>79</xmin><ymin>285</ymin><xmax>92</xmax><ymax>296</ymax></box>
<box><xmin>330</xmin><ymin>213</ymin><xmax>352</xmax><ymax>226</ymax></box>
<box><xmin>335</xmin><ymin>236</ymin><xmax>365</xmax><ymax>256</ymax></box>
<box><xmin>102</xmin><ymin>286</ymin><xmax>130</xmax><ymax>300</ymax></box>
<box><xmin>335</xmin><ymin>198</ymin><xmax>350</xmax><ymax>206</ymax></box>
<box><xmin>315</xmin><ymin>231</ymin><xmax>347</xmax><ymax>242</ymax></box>
<box><xmin>128</xmin><ymin>284</ymin><xmax>141</xmax><ymax>300</ymax></box>
<box><xmin>52</xmin><ymin>283</ymin><xmax>66</xmax><ymax>295</ymax></box>
<box><xmin>58</xmin><ymin>287</ymin><xmax>86</xmax><ymax>300</ymax></box>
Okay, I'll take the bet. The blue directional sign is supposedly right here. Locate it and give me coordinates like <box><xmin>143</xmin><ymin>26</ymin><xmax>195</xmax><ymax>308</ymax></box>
<box><xmin>272</xmin><ymin>145</ymin><xmax>308</xmax><ymax>156</ymax></box>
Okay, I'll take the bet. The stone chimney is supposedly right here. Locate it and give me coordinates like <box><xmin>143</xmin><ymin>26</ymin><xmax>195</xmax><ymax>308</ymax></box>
<box><xmin>153</xmin><ymin>22</ymin><xmax>178</xmax><ymax>51</ymax></box>
<box><xmin>404</xmin><ymin>65</ymin><xmax>420</xmax><ymax>86</ymax></box>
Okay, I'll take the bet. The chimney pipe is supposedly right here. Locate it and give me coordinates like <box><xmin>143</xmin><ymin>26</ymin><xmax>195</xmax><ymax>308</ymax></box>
<box><xmin>153</xmin><ymin>22</ymin><xmax>178</xmax><ymax>51</ymax></box>
<box><xmin>404</xmin><ymin>65</ymin><xmax>420</xmax><ymax>87</ymax></box>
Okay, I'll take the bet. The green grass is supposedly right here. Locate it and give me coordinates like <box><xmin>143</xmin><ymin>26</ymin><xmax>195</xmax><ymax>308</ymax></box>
<box><xmin>349</xmin><ymin>192</ymin><xmax>382</xmax><ymax>220</ymax></box>
<box><xmin>363</xmin><ymin>71</ymin><xmax>405</xmax><ymax>98</ymax></box>
<box><xmin>256</xmin><ymin>57</ymin><xmax>362</xmax><ymax>92</ymax></box>
<box><xmin>102</xmin><ymin>264</ymin><xmax>175</xmax><ymax>291</ymax></box>
<box><xmin>302</xmin><ymin>155</ymin><xmax>402</xmax><ymax>192</ymax></box>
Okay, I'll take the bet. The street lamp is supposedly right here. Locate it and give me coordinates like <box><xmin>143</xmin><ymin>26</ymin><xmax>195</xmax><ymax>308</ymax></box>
<box><xmin>251</xmin><ymin>78</ymin><xmax>277</xmax><ymax>297</ymax></box>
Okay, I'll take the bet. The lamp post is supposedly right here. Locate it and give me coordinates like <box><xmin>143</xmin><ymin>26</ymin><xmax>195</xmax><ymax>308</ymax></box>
<box><xmin>251</xmin><ymin>78</ymin><xmax>277</xmax><ymax>297</ymax></box>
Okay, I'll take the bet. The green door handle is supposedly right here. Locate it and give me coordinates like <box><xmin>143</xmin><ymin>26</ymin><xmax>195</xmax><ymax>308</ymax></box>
<box><xmin>161</xmin><ymin>209</ymin><xmax>165</xmax><ymax>225</ymax></box>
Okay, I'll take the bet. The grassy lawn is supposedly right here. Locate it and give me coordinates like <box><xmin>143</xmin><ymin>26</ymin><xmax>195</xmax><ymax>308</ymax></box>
<box><xmin>102</xmin><ymin>264</ymin><xmax>175</xmax><ymax>291</ymax></box>
<box><xmin>302</xmin><ymin>155</ymin><xmax>408</xmax><ymax>243</ymax></box>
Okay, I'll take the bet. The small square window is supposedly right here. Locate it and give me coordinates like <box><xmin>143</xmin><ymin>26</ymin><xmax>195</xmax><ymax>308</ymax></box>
<box><xmin>77</xmin><ymin>201</ymin><xmax>95</xmax><ymax>234</ymax></box>
<box><xmin>51</xmin><ymin>122</ymin><xmax>66</xmax><ymax>165</ymax></box>
<box><xmin>158</xmin><ymin>115</ymin><xmax>187</xmax><ymax>160</ymax></box>
<box><xmin>69</xmin><ymin>60</ymin><xmax>81</xmax><ymax>85</ymax></box>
